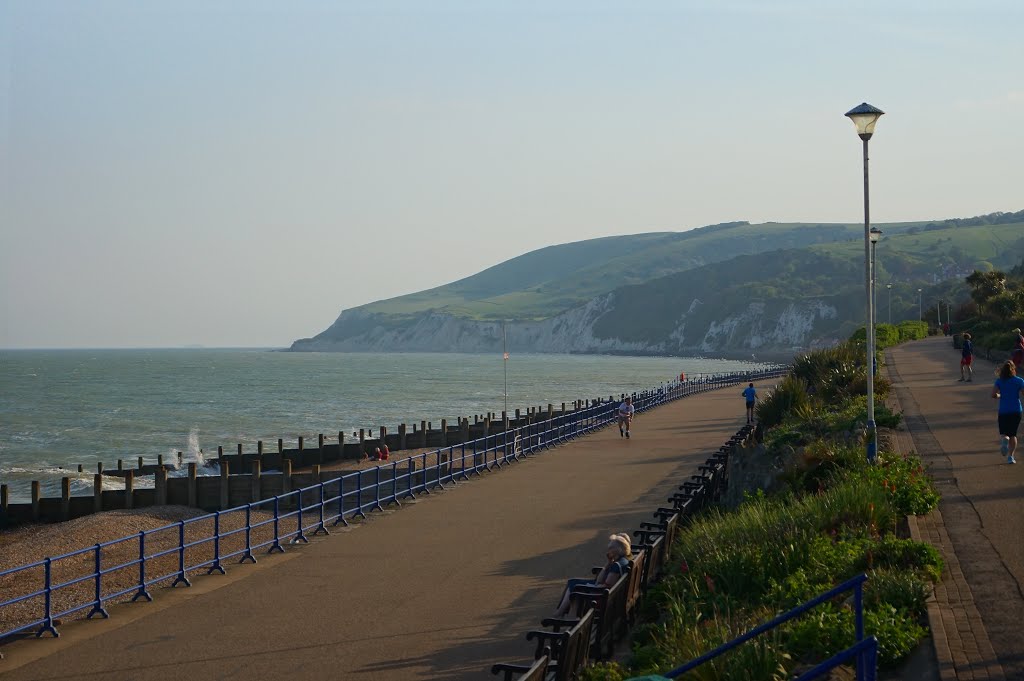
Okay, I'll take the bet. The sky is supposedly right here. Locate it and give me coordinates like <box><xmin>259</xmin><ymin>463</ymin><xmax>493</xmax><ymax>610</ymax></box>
<box><xmin>1</xmin><ymin>0</ymin><xmax>1022</xmax><ymax>349</ymax></box>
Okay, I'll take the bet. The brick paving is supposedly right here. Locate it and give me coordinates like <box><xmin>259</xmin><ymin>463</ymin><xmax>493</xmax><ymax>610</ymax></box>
<box><xmin>886</xmin><ymin>336</ymin><xmax>1023</xmax><ymax>681</ymax></box>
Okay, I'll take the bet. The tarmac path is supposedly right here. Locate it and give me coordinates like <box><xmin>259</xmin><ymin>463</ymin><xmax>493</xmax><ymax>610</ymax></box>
<box><xmin>887</xmin><ymin>336</ymin><xmax>1024</xmax><ymax>680</ymax></box>
<box><xmin>0</xmin><ymin>379</ymin><xmax>769</xmax><ymax>681</ymax></box>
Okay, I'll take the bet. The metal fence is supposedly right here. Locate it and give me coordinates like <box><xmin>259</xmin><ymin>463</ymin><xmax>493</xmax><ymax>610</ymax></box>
<box><xmin>0</xmin><ymin>367</ymin><xmax>788</xmax><ymax>641</ymax></box>
<box><xmin>662</xmin><ymin>573</ymin><xmax>874</xmax><ymax>681</ymax></box>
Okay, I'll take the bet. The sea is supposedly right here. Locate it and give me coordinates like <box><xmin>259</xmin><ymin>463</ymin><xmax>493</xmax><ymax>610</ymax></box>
<box><xmin>0</xmin><ymin>349</ymin><xmax>767</xmax><ymax>504</ymax></box>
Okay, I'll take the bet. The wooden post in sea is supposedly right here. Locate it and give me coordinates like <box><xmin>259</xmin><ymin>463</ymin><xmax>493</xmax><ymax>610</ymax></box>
<box><xmin>1</xmin><ymin>484</ymin><xmax>8</xmax><ymax>515</ymax></box>
<box><xmin>282</xmin><ymin>459</ymin><xmax>292</xmax><ymax>494</ymax></box>
<box><xmin>30</xmin><ymin>481</ymin><xmax>41</xmax><ymax>521</ymax></box>
<box><xmin>440</xmin><ymin>420</ymin><xmax>447</xmax><ymax>447</ymax></box>
<box><xmin>77</xmin><ymin>464</ymin><xmax>83</xmax><ymax>473</ymax></box>
<box><xmin>399</xmin><ymin>424</ymin><xmax>407</xmax><ymax>450</ymax></box>
<box><xmin>93</xmin><ymin>474</ymin><xmax>103</xmax><ymax>513</ymax></box>
<box><xmin>317</xmin><ymin>434</ymin><xmax>325</xmax><ymax>464</ymax></box>
<box><xmin>124</xmin><ymin>470</ymin><xmax>134</xmax><ymax>510</ymax></box>
<box><xmin>460</xmin><ymin>417</ymin><xmax>469</xmax><ymax>444</ymax></box>
<box><xmin>251</xmin><ymin>460</ymin><xmax>261</xmax><ymax>503</ymax></box>
<box><xmin>187</xmin><ymin>463</ymin><xmax>197</xmax><ymax>507</ymax></box>
<box><xmin>278</xmin><ymin>438</ymin><xmax>283</xmax><ymax>454</ymax></box>
<box><xmin>298</xmin><ymin>437</ymin><xmax>304</xmax><ymax>454</ymax></box>
<box><xmin>158</xmin><ymin>454</ymin><xmax>164</xmax><ymax>467</ymax></box>
<box><xmin>237</xmin><ymin>443</ymin><xmax>243</xmax><ymax>457</ymax></box>
<box><xmin>61</xmin><ymin>477</ymin><xmax>71</xmax><ymax>521</ymax></box>
<box><xmin>258</xmin><ymin>440</ymin><xmax>264</xmax><ymax>456</ymax></box>
<box><xmin>97</xmin><ymin>461</ymin><xmax>103</xmax><ymax>474</ymax></box>
<box><xmin>219</xmin><ymin>460</ymin><xmax>230</xmax><ymax>509</ymax></box>
<box><xmin>338</xmin><ymin>431</ymin><xmax>345</xmax><ymax>458</ymax></box>
<box><xmin>155</xmin><ymin>467</ymin><xmax>168</xmax><ymax>506</ymax></box>
<box><xmin>177</xmin><ymin>451</ymin><xmax>183</xmax><ymax>467</ymax></box>
<box><xmin>420</xmin><ymin>421</ymin><xmax>427</xmax><ymax>448</ymax></box>
<box><xmin>117</xmin><ymin>459</ymin><xmax>124</xmax><ymax>471</ymax></box>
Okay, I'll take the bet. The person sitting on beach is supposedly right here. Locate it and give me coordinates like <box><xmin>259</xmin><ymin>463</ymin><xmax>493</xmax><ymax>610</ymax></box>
<box><xmin>554</xmin><ymin>533</ymin><xmax>632</xmax><ymax>617</ymax></box>
<box><xmin>618</xmin><ymin>396</ymin><xmax>634</xmax><ymax>439</ymax></box>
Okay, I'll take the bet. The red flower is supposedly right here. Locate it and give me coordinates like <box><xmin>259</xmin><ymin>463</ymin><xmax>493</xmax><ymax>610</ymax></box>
<box><xmin>680</xmin><ymin>560</ymin><xmax>689</xmax><ymax>574</ymax></box>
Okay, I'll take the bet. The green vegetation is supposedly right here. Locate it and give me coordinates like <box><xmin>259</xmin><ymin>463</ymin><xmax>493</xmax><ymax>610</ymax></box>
<box><xmin>959</xmin><ymin>266</ymin><xmax>1024</xmax><ymax>352</ymax></box>
<box><xmin>586</xmin><ymin>341</ymin><xmax>941</xmax><ymax>680</ymax></box>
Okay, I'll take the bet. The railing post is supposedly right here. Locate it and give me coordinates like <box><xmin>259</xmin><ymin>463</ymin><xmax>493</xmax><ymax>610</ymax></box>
<box><xmin>36</xmin><ymin>557</ymin><xmax>59</xmax><ymax>637</ymax></box>
<box><xmin>170</xmin><ymin>520</ymin><xmax>192</xmax><ymax>587</ymax></box>
<box><xmin>292</xmin><ymin>490</ymin><xmax>309</xmax><ymax>544</ymax></box>
<box><xmin>86</xmin><ymin>544</ymin><xmax>109</xmax><ymax>619</ymax></box>
<box><xmin>131</xmin><ymin>531</ymin><xmax>153</xmax><ymax>602</ymax></box>
<box><xmin>268</xmin><ymin>497</ymin><xmax>285</xmax><ymax>554</ymax></box>
<box><xmin>240</xmin><ymin>505</ymin><xmax>257</xmax><ymax>563</ymax></box>
<box><xmin>313</xmin><ymin>482</ymin><xmax>329</xmax><ymax>535</ymax></box>
<box><xmin>352</xmin><ymin>472</ymin><xmax>367</xmax><ymax>518</ymax></box>
<box><xmin>208</xmin><ymin>511</ymin><xmax>226</xmax><ymax>574</ymax></box>
<box><xmin>333</xmin><ymin>476</ymin><xmax>350</xmax><ymax>526</ymax></box>
<box><xmin>855</xmin><ymin>580</ymin><xmax>865</xmax><ymax>681</ymax></box>
<box><xmin>402</xmin><ymin>459</ymin><xmax>417</xmax><ymax>500</ymax></box>
<box><xmin>370</xmin><ymin>465</ymin><xmax>385</xmax><ymax>511</ymax></box>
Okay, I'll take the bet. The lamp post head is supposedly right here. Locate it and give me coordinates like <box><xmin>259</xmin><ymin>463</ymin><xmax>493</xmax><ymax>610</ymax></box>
<box><xmin>869</xmin><ymin>227</ymin><xmax>882</xmax><ymax>244</ymax></box>
<box><xmin>845</xmin><ymin>102</ymin><xmax>885</xmax><ymax>140</ymax></box>
<box><xmin>886</xmin><ymin>283</ymin><xmax>892</xmax><ymax>290</ymax></box>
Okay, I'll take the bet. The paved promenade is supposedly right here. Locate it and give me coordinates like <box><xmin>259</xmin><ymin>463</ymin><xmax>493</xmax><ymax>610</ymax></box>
<box><xmin>0</xmin><ymin>380</ymin><xmax>767</xmax><ymax>681</ymax></box>
<box><xmin>887</xmin><ymin>336</ymin><xmax>1024</xmax><ymax>681</ymax></box>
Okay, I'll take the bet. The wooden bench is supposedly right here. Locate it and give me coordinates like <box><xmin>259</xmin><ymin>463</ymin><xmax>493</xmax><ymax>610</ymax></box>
<box><xmin>568</xmin><ymin>548</ymin><xmax>646</xmax><ymax>659</ymax></box>
<box><xmin>632</xmin><ymin>528</ymin><xmax>666</xmax><ymax>588</ymax></box>
<box><xmin>524</xmin><ymin>606</ymin><xmax>596</xmax><ymax>681</ymax></box>
<box><xmin>491</xmin><ymin>647</ymin><xmax>551</xmax><ymax>681</ymax></box>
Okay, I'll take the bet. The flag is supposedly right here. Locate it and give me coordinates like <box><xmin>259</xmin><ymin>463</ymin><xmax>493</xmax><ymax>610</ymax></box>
<box><xmin>503</xmin><ymin>352</ymin><xmax>510</xmax><ymax>360</ymax></box>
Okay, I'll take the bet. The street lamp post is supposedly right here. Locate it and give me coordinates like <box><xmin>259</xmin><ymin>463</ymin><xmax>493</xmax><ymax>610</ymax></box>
<box><xmin>846</xmin><ymin>102</ymin><xmax>884</xmax><ymax>463</ymax></box>
<box><xmin>886</xmin><ymin>283</ymin><xmax>893</xmax><ymax>325</ymax></box>
<box><xmin>870</xmin><ymin>228</ymin><xmax>882</xmax><ymax>361</ymax></box>
<box><xmin>918</xmin><ymin>288</ymin><xmax>923</xmax><ymax>321</ymax></box>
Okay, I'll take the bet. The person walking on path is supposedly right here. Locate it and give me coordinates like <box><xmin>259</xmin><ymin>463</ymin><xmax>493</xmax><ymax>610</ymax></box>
<box><xmin>742</xmin><ymin>383</ymin><xmax>757</xmax><ymax>424</ymax></box>
<box><xmin>991</xmin><ymin>360</ymin><xmax>1024</xmax><ymax>464</ymax></box>
<box><xmin>1012</xmin><ymin>327</ymin><xmax>1024</xmax><ymax>371</ymax></box>
<box><xmin>959</xmin><ymin>332</ymin><xmax>974</xmax><ymax>382</ymax></box>
<box><xmin>617</xmin><ymin>396</ymin><xmax>635</xmax><ymax>439</ymax></box>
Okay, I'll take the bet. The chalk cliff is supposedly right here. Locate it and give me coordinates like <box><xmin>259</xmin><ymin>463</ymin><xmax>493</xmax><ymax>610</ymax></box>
<box><xmin>290</xmin><ymin>294</ymin><xmax>844</xmax><ymax>358</ymax></box>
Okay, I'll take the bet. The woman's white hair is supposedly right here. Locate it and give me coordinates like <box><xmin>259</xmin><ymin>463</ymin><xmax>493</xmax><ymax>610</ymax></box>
<box><xmin>607</xmin><ymin>533</ymin><xmax>632</xmax><ymax>558</ymax></box>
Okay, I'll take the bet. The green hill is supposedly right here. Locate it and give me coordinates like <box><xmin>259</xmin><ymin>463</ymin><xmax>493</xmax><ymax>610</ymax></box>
<box><xmin>292</xmin><ymin>210</ymin><xmax>1024</xmax><ymax>355</ymax></box>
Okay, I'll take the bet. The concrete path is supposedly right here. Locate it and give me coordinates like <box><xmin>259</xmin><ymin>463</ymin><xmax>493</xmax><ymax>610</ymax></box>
<box><xmin>0</xmin><ymin>381</ymin><xmax>767</xmax><ymax>681</ymax></box>
<box><xmin>886</xmin><ymin>336</ymin><xmax>1024</xmax><ymax>681</ymax></box>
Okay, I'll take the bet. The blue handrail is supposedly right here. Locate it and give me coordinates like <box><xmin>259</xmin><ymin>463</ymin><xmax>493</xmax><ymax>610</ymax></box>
<box><xmin>0</xmin><ymin>367</ymin><xmax>789</xmax><ymax>640</ymax></box>
<box><xmin>663</xmin><ymin>573</ymin><xmax>869</xmax><ymax>680</ymax></box>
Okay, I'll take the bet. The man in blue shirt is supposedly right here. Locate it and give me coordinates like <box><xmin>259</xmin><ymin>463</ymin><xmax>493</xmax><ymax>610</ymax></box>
<box><xmin>742</xmin><ymin>383</ymin><xmax>756</xmax><ymax>424</ymax></box>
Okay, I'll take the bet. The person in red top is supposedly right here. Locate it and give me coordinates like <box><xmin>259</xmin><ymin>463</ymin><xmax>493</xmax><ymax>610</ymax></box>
<box><xmin>1012</xmin><ymin>327</ymin><xmax>1024</xmax><ymax>371</ymax></box>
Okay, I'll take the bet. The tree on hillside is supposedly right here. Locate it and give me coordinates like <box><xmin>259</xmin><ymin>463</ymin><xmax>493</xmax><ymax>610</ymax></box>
<box><xmin>966</xmin><ymin>270</ymin><xmax>1007</xmax><ymax>313</ymax></box>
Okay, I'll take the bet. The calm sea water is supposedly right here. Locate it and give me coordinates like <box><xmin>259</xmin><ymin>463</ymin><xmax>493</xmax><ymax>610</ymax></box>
<box><xmin>0</xmin><ymin>349</ymin><xmax>764</xmax><ymax>503</ymax></box>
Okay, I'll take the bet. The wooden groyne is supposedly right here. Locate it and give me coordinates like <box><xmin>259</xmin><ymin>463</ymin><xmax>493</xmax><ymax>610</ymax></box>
<box><xmin>0</xmin><ymin>396</ymin><xmax>637</xmax><ymax>527</ymax></box>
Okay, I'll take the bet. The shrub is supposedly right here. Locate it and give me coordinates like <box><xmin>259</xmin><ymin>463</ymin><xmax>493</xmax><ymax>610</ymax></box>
<box><xmin>755</xmin><ymin>377</ymin><xmax>811</xmax><ymax>429</ymax></box>
<box><xmin>897</xmin><ymin>321</ymin><xmax>928</xmax><ymax>341</ymax></box>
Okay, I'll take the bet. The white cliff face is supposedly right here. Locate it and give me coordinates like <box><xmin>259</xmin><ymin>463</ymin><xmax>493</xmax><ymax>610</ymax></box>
<box><xmin>292</xmin><ymin>296</ymin><xmax>838</xmax><ymax>355</ymax></box>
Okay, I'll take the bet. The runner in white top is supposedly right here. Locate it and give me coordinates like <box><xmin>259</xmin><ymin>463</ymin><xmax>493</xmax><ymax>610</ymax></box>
<box><xmin>618</xmin><ymin>396</ymin><xmax>635</xmax><ymax>439</ymax></box>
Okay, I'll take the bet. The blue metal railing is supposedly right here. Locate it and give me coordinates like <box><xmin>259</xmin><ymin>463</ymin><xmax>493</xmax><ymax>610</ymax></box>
<box><xmin>662</xmin><ymin>573</ymin><xmax>873</xmax><ymax>681</ymax></box>
<box><xmin>0</xmin><ymin>367</ymin><xmax>789</xmax><ymax>640</ymax></box>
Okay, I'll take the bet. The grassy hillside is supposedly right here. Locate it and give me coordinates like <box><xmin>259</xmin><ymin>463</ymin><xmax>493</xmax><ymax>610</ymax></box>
<box><xmin>352</xmin><ymin>214</ymin><xmax>1023</xmax><ymax>324</ymax></box>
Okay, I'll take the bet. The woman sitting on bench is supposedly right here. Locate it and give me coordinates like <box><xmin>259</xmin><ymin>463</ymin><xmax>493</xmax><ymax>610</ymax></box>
<box><xmin>554</xmin><ymin>533</ymin><xmax>632</xmax><ymax>617</ymax></box>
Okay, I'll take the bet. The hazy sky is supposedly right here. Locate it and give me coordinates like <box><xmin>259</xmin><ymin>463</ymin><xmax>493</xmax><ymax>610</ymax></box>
<box><xmin>2</xmin><ymin>0</ymin><xmax>1021</xmax><ymax>349</ymax></box>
